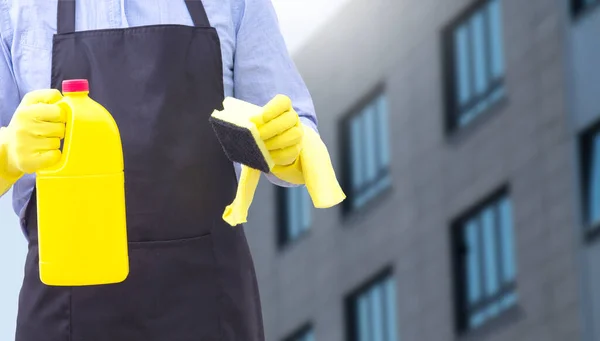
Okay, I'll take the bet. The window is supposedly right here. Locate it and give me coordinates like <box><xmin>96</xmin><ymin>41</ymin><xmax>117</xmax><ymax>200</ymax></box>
<box><xmin>278</xmin><ymin>186</ymin><xmax>312</xmax><ymax>247</ymax></box>
<box><xmin>580</xmin><ymin>124</ymin><xmax>600</xmax><ymax>236</ymax></box>
<box><xmin>284</xmin><ymin>327</ymin><xmax>315</xmax><ymax>341</ymax></box>
<box><xmin>572</xmin><ymin>0</ymin><xmax>599</xmax><ymax>17</ymax></box>
<box><xmin>341</xmin><ymin>89</ymin><xmax>391</xmax><ymax>212</ymax></box>
<box><xmin>445</xmin><ymin>0</ymin><xmax>505</xmax><ymax>130</ymax></box>
<box><xmin>451</xmin><ymin>190</ymin><xmax>517</xmax><ymax>332</ymax></box>
<box><xmin>346</xmin><ymin>272</ymin><xmax>399</xmax><ymax>341</ymax></box>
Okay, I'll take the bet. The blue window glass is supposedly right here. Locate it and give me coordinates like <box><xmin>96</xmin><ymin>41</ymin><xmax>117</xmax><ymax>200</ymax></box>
<box><xmin>453</xmin><ymin>191</ymin><xmax>517</xmax><ymax>331</ymax></box>
<box><xmin>304</xmin><ymin>331</ymin><xmax>315</xmax><ymax>341</ymax></box>
<box><xmin>499</xmin><ymin>198</ymin><xmax>516</xmax><ymax>283</ymax></box>
<box><xmin>482</xmin><ymin>208</ymin><xmax>499</xmax><ymax>298</ymax></box>
<box><xmin>357</xmin><ymin>295</ymin><xmax>371</xmax><ymax>341</ymax></box>
<box><xmin>471</xmin><ymin>11</ymin><xmax>487</xmax><ymax>96</ymax></box>
<box><xmin>285</xmin><ymin>327</ymin><xmax>315</xmax><ymax>341</ymax></box>
<box><xmin>344</xmin><ymin>90</ymin><xmax>391</xmax><ymax>212</ymax></box>
<box><xmin>287</xmin><ymin>186</ymin><xmax>300</xmax><ymax>240</ymax></box>
<box><xmin>350</xmin><ymin>274</ymin><xmax>399</xmax><ymax>341</ymax></box>
<box><xmin>572</xmin><ymin>0</ymin><xmax>599</xmax><ymax>17</ymax></box>
<box><xmin>581</xmin><ymin>126</ymin><xmax>600</xmax><ymax>233</ymax></box>
<box><xmin>363</xmin><ymin>105</ymin><xmax>377</xmax><ymax>184</ymax></box>
<box><xmin>465</xmin><ymin>220</ymin><xmax>481</xmax><ymax>305</ymax></box>
<box><xmin>448</xmin><ymin>0</ymin><xmax>505</xmax><ymax>130</ymax></box>
<box><xmin>376</xmin><ymin>95</ymin><xmax>391</xmax><ymax>170</ymax></box>
<box><xmin>454</xmin><ymin>24</ymin><xmax>471</xmax><ymax>107</ymax></box>
<box><xmin>350</xmin><ymin>115</ymin><xmax>364</xmax><ymax>191</ymax></box>
<box><xmin>589</xmin><ymin>134</ymin><xmax>600</xmax><ymax>226</ymax></box>
<box><xmin>370</xmin><ymin>285</ymin><xmax>384</xmax><ymax>341</ymax></box>
<box><xmin>383</xmin><ymin>279</ymin><xmax>398</xmax><ymax>341</ymax></box>
<box><xmin>279</xmin><ymin>186</ymin><xmax>312</xmax><ymax>247</ymax></box>
<box><xmin>488</xmin><ymin>0</ymin><xmax>504</xmax><ymax>78</ymax></box>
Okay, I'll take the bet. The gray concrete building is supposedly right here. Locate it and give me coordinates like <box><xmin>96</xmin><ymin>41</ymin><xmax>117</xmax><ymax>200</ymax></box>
<box><xmin>244</xmin><ymin>0</ymin><xmax>600</xmax><ymax>340</ymax></box>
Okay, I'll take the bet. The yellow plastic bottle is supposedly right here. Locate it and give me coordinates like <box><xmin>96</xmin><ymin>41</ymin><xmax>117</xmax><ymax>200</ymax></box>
<box><xmin>36</xmin><ymin>79</ymin><xmax>129</xmax><ymax>286</ymax></box>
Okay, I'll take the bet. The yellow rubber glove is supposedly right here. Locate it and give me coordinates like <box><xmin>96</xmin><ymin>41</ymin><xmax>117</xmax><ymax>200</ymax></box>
<box><xmin>255</xmin><ymin>95</ymin><xmax>305</xmax><ymax>185</ymax></box>
<box><xmin>258</xmin><ymin>96</ymin><xmax>345</xmax><ymax>207</ymax></box>
<box><xmin>0</xmin><ymin>89</ymin><xmax>66</xmax><ymax>194</ymax></box>
<box><xmin>259</xmin><ymin>95</ymin><xmax>304</xmax><ymax>166</ymax></box>
<box><xmin>221</xmin><ymin>95</ymin><xmax>304</xmax><ymax>225</ymax></box>
<box><xmin>0</xmin><ymin>128</ymin><xmax>21</xmax><ymax>195</ymax></box>
<box><xmin>220</xmin><ymin>95</ymin><xmax>345</xmax><ymax>226</ymax></box>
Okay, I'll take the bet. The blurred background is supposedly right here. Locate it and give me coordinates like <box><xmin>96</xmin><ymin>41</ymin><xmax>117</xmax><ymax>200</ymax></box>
<box><xmin>2</xmin><ymin>0</ymin><xmax>600</xmax><ymax>340</ymax></box>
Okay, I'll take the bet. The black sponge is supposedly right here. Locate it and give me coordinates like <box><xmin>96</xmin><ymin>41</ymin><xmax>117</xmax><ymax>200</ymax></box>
<box><xmin>209</xmin><ymin>117</ymin><xmax>271</xmax><ymax>173</ymax></box>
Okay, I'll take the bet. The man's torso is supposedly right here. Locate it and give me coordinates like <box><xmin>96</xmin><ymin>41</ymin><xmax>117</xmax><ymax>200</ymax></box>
<box><xmin>2</xmin><ymin>0</ymin><xmax>242</xmax><ymax>97</ymax></box>
<box><xmin>1</xmin><ymin>0</ymin><xmax>244</xmax><ymax>219</ymax></box>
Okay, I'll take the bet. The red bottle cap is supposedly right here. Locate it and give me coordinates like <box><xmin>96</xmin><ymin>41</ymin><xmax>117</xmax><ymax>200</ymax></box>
<box><xmin>62</xmin><ymin>79</ymin><xmax>89</xmax><ymax>93</ymax></box>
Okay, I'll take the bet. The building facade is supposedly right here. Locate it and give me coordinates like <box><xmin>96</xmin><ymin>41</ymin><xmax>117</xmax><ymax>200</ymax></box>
<box><xmin>244</xmin><ymin>0</ymin><xmax>600</xmax><ymax>340</ymax></box>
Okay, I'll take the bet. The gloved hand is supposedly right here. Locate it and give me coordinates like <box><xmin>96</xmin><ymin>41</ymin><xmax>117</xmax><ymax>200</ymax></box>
<box><xmin>220</xmin><ymin>95</ymin><xmax>345</xmax><ymax>226</ymax></box>
<box><xmin>0</xmin><ymin>89</ymin><xmax>66</xmax><ymax>180</ymax></box>
<box><xmin>259</xmin><ymin>95</ymin><xmax>304</xmax><ymax>167</ymax></box>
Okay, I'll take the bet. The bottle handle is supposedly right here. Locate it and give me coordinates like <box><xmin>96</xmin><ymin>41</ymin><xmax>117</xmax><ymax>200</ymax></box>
<box><xmin>37</xmin><ymin>99</ymin><xmax>72</xmax><ymax>175</ymax></box>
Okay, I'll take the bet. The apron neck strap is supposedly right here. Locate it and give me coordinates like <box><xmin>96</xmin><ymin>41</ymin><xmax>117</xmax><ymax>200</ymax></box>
<box><xmin>185</xmin><ymin>1</ymin><xmax>211</xmax><ymax>27</ymax></box>
<box><xmin>56</xmin><ymin>0</ymin><xmax>211</xmax><ymax>34</ymax></box>
<box><xmin>57</xmin><ymin>0</ymin><xmax>76</xmax><ymax>34</ymax></box>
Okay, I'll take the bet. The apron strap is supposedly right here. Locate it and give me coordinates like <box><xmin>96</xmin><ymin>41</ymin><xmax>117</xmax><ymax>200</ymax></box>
<box><xmin>57</xmin><ymin>0</ymin><xmax>76</xmax><ymax>34</ymax></box>
<box><xmin>185</xmin><ymin>0</ymin><xmax>211</xmax><ymax>27</ymax></box>
<box><xmin>56</xmin><ymin>0</ymin><xmax>211</xmax><ymax>35</ymax></box>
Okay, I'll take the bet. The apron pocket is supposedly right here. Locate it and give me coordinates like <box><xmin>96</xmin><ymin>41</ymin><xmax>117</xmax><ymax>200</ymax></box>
<box><xmin>70</xmin><ymin>233</ymin><xmax>221</xmax><ymax>341</ymax></box>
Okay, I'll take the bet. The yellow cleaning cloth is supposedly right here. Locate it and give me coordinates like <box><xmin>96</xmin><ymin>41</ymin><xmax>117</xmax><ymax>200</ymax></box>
<box><xmin>211</xmin><ymin>98</ymin><xmax>345</xmax><ymax>226</ymax></box>
<box><xmin>221</xmin><ymin>164</ymin><xmax>262</xmax><ymax>225</ymax></box>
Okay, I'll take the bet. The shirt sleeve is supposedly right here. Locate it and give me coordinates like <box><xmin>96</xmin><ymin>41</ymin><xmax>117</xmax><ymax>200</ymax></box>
<box><xmin>233</xmin><ymin>0</ymin><xmax>318</xmax><ymax>187</ymax></box>
<box><xmin>0</xmin><ymin>18</ymin><xmax>19</xmax><ymax>128</ymax></box>
<box><xmin>0</xmin><ymin>11</ymin><xmax>20</xmax><ymax>198</ymax></box>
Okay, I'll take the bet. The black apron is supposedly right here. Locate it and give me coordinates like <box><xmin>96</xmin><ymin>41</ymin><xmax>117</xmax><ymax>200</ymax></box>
<box><xmin>15</xmin><ymin>1</ymin><xmax>265</xmax><ymax>340</ymax></box>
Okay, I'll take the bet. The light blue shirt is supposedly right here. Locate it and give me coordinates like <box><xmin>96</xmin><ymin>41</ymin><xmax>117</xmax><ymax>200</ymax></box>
<box><xmin>0</xmin><ymin>0</ymin><xmax>317</xmax><ymax>222</ymax></box>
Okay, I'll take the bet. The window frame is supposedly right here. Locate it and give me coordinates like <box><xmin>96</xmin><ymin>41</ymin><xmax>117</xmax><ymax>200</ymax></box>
<box><xmin>579</xmin><ymin>120</ymin><xmax>600</xmax><ymax>241</ymax></box>
<box><xmin>344</xmin><ymin>267</ymin><xmax>398</xmax><ymax>341</ymax></box>
<box><xmin>283</xmin><ymin>324</ymin><xmax>314</xmax><ymax>341</ymax></box>
<box><xmin>339</xmin><ymin>83</ymin><xmax>391</xmax><ymax>215</ymax></box>
<box><xmin>442</xmin><ymin>0</ymin><xmax>506</xmax><ymax>133</ymax></box>
<box><xmin>277</xmin><ymin>186</ymin><xmax>312</xmax><ymax>248</ymax></box>
<box><xmin>572</xmin><ymin>0</ymin><xmax>600</xmax><ymax>18</ymax></box>
<box><xmin>450</xmin><ymin>187</ymin><xmax>517</xmax><ymax>333</ymax></box>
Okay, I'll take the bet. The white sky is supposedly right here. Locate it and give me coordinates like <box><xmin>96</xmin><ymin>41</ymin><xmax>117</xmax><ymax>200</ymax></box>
<box><xmin>272</xmin><ymin>0</ymin><xmax>352</xmax><ymax>53</ymax></box>
<box><xmin>0</xmin><ymin>1</ymin><xmax>350</xmax><ymax>337</ymax></box>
